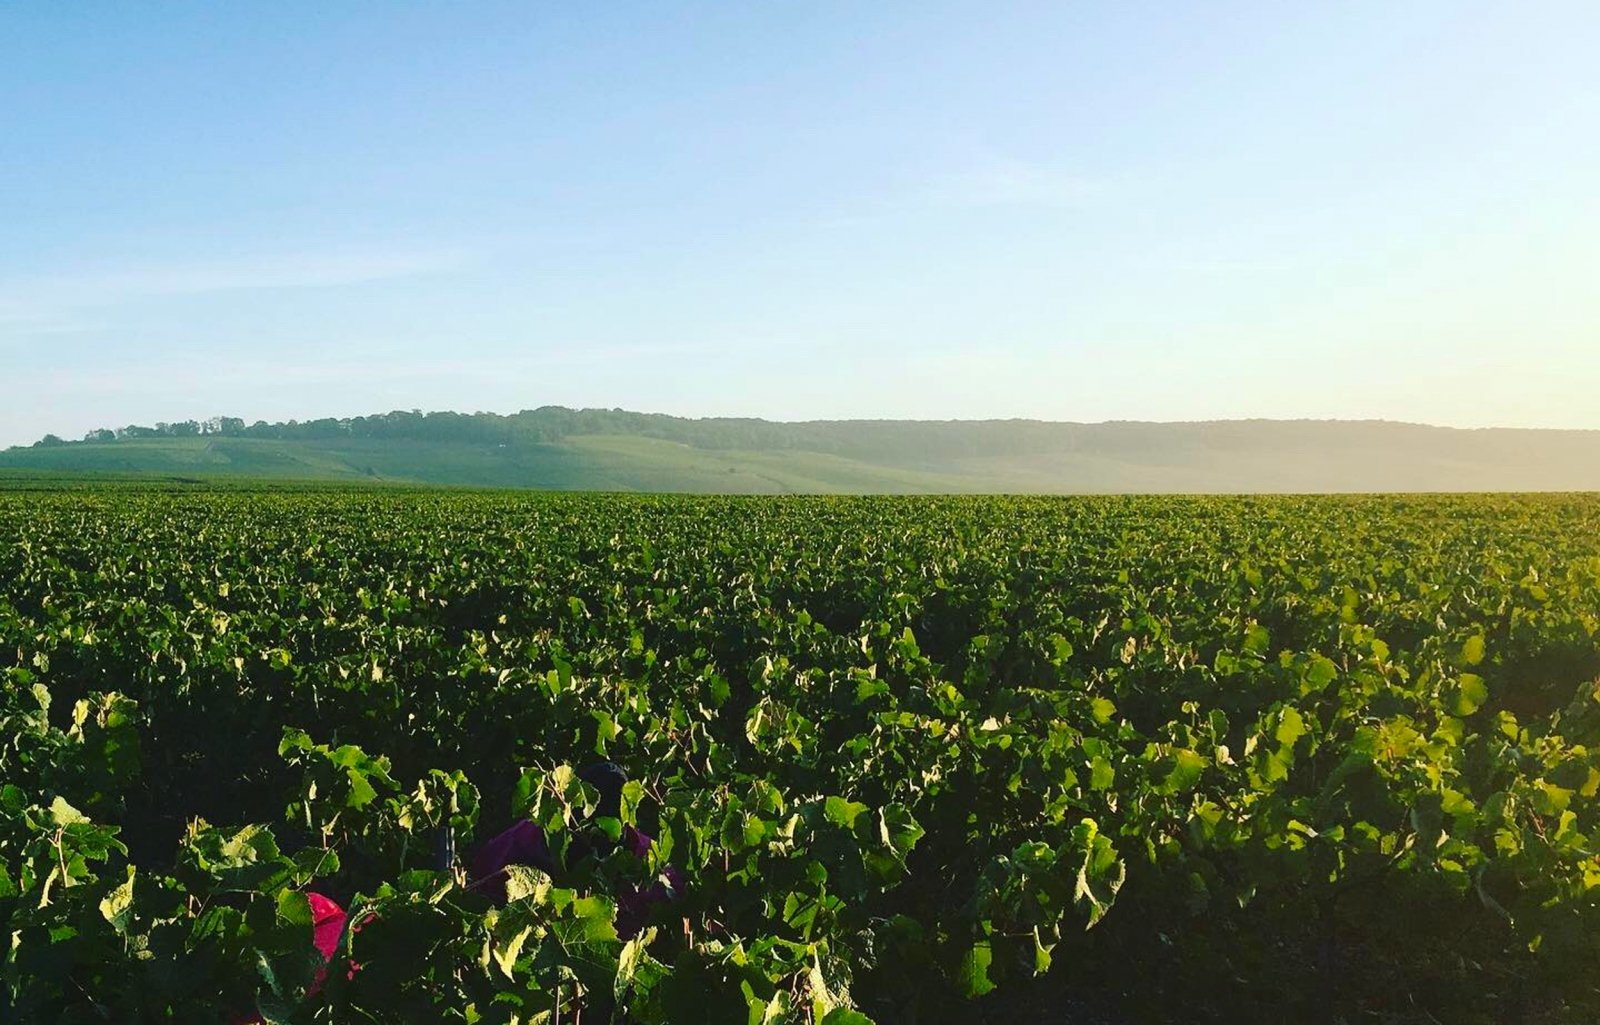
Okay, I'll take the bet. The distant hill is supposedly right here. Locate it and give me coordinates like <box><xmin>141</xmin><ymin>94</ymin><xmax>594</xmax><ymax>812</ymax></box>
<box><xmin>5</xmin><ymin>407</ymin><xmax>1600</xmax><ymax>492</ymax></box>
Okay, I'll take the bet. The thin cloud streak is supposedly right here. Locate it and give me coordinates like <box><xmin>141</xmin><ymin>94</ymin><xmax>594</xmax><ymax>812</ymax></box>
<box><xmin>0</xmin><ymin>248</ymin><xmax>472</xmax><ymax>322</ymax></box>
<box><xmin>919</xmin><ymin>160</ymin><xmax>1102</xmax><ymax>209</ymax></box>
<box><xmin>39</xmin><ymin>344</ymin><xmax>734</xmax><ymax>397</ymax></box>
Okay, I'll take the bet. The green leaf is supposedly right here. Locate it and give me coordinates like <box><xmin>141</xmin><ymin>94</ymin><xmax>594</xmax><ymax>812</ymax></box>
<box><xmin>291</xmin><ymin>846</ymin><xmax>339</xmax><ymax>882</ymax></box>
<box><xmin>958</xmin><ymin>941</ymin><xmax>995</xmax><ymax>998</ymax></box>
<box><xmin>345</xmin><ymin>767</ymin><xmax>379</xmax><ymax>808</ymax></box>
<box><xmin>824</xmin><ymin>796</ymin><xmax>868</xmax><ymax>830</ymax></box>
<box><xmin>1532</xmin><ymin>781</ymin><xmax>1573</xmax><ymax>816</ymax></box>
<box><xmin>49</xmin><ymin>797</ymin><xmax>88</xmax><ymax>826</ymax></box>
<box><xmin>276</xmin><ymin>889</ymin><xmax>314</xmax><ymax>930</ymax></box>
<box><xmin>821</xmin><ymin>1010</ymin><xmax>875</xmax><ymax>1025</ymax></box>
<box><xmin>504</xmin><ymin>865</ymin><xmax>552</xmax><ymax>904</ymax></box>
<box><xmin>1451</xmin><ymin>674</ymin><xmax>1488</xmax><ymax>716</ymax></box>
<box><xmin>1159</xmin><ymin>749</ymin><xmax>1207</xmax><ymax>795</ymax></box>
<box><xmin>1304</xmin><ymin>655</ymin><xmax>1338</xmax><ymax>688</ymax></box>
<box><xmin>570</xmin><ymin>894</ymin><xmax>619</xmax><ymax>942</ymax></box>
<box><xmin>620</xmin><ymin>779</ymin><xmax>645</xmax><ymax>826</ymax></box>
<box><xmin>615</xmin><ymin>929</ymin><xmax>665</xmax><ymax>1004</ymax></box>
<box><xmin>98</xmin><ymin>866</ymin><xmax>136</xmax><ymax>933</ymax></box>
<box><xmin>1461</xmin><ymin>634</ymin><xmax>1486</xmax><ymax>667</ymax></box>
<box><xmin>1274</xmin><ymin>707</ymin><xmax>1307</xmax><ymax>748</ymax></box>
<box><xmin>1070</xmin><ymin>818</ymin><xmax>1124</xmax><ymax>928</ymax></box>
<box><xmin>493</xmin><ymin>923</ymin><xmax>534</xmax><ymax>978</ymax></box>
<box><xmin>878</xmin><ymin>804</ymin><xmax>925</xmax><ymax>864</ymax></box>
<box><xmin>1032</xmin><ymin>926</ymin><xmax>1054</xmax><ymax>974</ymax></box>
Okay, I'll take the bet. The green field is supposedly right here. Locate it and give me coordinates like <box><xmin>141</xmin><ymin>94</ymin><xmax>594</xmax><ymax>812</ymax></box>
<box><xmin>4</xmin><ymin>488</ymin><xmax>1600</xmax><ymax>1023</ymax></box>
<box><xmin>0</xmin><ymin>435</ymin><xmax>987</xmax><ymax>493</ymax></box>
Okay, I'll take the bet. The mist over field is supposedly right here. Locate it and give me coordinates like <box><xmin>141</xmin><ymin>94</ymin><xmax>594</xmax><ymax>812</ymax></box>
<box><xmin>6</xmin><ymin>407</ymin><xmax>1600</xmax><ymax>493</ymax></box>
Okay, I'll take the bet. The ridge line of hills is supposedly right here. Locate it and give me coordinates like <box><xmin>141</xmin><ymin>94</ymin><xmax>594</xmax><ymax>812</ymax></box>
<box><xmin>5</xmin><ymin>406</ymin><xmax>1600</xmax><ymax>493</ymax></box>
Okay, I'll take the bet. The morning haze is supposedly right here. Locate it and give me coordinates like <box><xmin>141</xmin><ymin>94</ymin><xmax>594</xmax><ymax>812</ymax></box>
<box><xmin>8</xmin><ymin>407</ymin><xmax>1600</xmax><ymax>493</ymax></box>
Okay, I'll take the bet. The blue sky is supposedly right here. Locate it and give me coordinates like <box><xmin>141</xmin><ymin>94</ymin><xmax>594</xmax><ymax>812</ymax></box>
<box><xmin>3</xmin><ymin>1</ymin><xmax>1598</xmax><ymax>445</ymax></box>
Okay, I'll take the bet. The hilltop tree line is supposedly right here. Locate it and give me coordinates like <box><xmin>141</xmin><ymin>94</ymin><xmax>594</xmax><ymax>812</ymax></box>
<box><xmin>26</xmin><ymin>407</ymin><xmax>1544</xmax><ymax>469</ymax></box>
<box><xmin>32</xmin><ymin>408</ymin><xmax>1098</xmax><ymax>459</ymax></box>
<box><xmin>39</xmin><ymin>409</ymin><xmax>712</xmax><ymax>448</ymax></box>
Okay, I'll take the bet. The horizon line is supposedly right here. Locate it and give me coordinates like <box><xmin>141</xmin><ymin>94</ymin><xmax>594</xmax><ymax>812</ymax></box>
<box><xmin>14</xmin><ymin>405</ymin><xmax>1600</xmax><ymax>450</ymax></box>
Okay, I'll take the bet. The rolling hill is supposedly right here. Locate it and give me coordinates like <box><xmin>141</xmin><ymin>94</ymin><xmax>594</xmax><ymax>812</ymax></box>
<box><xmin>5</xmin><ymin>408</ymin><xmax>1600</xmax><ymax>492</ymax></box>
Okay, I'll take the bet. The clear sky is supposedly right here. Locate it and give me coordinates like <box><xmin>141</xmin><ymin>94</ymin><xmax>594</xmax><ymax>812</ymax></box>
<box><xmin>3</xmin><ymin>1</ymin><xmax>1598</xmax><ymax>446</ymax></box>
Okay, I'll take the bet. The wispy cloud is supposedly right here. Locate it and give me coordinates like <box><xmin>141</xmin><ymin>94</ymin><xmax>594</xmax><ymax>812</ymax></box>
<box><xmin>44</xmin><ymin>341</ymin><xmax>738</xmax><ymax>397</ymax></box>
<box><xmin>920</xmin><ymin>159</ymin><xmax>1101</xmax><ymax>209</ymax></box>
<box><xmin>0</xmin><ymin>247</ymin><xmax>470</xmax><ymax>334</ymax></box>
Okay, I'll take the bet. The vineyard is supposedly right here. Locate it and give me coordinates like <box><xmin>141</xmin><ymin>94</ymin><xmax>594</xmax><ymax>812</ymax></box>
<box><xmin>4</xmin><ymin>489</ymin><xmax>1600</xmax><ymax>1023</ymax></box>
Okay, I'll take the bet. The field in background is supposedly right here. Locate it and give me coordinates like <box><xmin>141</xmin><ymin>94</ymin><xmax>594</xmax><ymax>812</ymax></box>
<box><xmin>12</xmin><ymin>410</ymin><xmax>1600</xmax><ymax>492</ymax></box>
<box><xmin>4</xmin><ymin>488</ymin><xmax>1600</xmax><ymax>1022</ymax></box>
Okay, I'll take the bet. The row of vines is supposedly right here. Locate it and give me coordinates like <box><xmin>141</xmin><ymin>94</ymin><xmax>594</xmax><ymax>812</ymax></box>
<box><xmin>3</xmin><ymin>491</ymin><xmax>1600</xmax><ymax>1022</ymax></box>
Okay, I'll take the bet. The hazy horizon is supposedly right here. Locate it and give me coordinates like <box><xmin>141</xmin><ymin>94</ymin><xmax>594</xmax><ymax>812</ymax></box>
<box><xmin>19</xmin><ymin>403</ymin><xmax>1600</xmax><ymax>450</ymax></box>
<box><xmin>15</xmin><ymin>406</ymin><xmax>1600</xmax><ymax>494</ymax></box>
<box><xmin>5</xmin><ymin>1</ymin><xmax>1599</xmax><ymax>448</ymax></box>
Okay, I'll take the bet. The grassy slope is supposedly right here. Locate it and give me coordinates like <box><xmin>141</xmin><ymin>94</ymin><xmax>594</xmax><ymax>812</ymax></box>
<box><xmin>0</xmin><ymin>436</ymin><xmax>983</xmax><ymax>493</ymax></box>
<box><xmin>8</xmin><ymin>422</ymin><xmax>1600</xmax><ymax>492</ymax></box>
